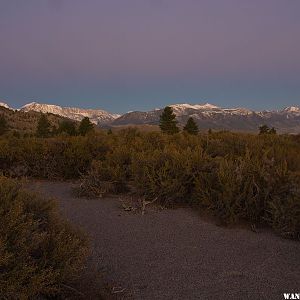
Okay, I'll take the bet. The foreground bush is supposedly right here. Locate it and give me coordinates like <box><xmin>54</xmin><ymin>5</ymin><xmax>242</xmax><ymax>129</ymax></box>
<box><xmin>132</xmin><ymin>146</ymin><xmax>209</xmax><ymax>206</ymax></box>
<box><xmin>0</xmin><ymin>130</ymin><xmax>300</xmax><ymax>239</ymax></box>
<box><xmin>267</xmin><ymin>174</ymin><xmax>300</xmax><ymax>239</ymax></box>
<box><xmin>193</xmin><ymin>154</ymin><xmax>300</xmax><ymax>237</ymax></box>
<box><xmin>267</xmin><ymin>195</ymin><xmax>300</xmax><ymax>239</ymax></box>
<box><xmin>0</xmin><ymin>134</ymin><xmax>110</xmax><ymax>179</ymax></box>
<box><xmin>78</xmin><ymin>146</ymin><xmax>131</xmax><ymax>197</ymax></box>
<box><xmin>0</xmin><ymin>177</ymin><xmax>89</xmax><ymax>298</ymax></box>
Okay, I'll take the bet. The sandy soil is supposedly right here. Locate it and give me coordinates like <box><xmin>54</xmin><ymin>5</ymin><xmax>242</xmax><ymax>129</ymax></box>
<box><xmin>29</xmin><ymin>181</ymin><xmax>300</xmax><ymax>300</ymax></box>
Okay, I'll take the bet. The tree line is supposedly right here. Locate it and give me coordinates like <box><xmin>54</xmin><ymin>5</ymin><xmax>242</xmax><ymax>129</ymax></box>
<box><xmin>36</xmin><ymin>115</ymin><xmax>94</xmax><ymax>137</ymax></box>
<box><xmin>158</xmin><ymin>106</ymin><xmax>277</xmax><ymax>135</ymax></box>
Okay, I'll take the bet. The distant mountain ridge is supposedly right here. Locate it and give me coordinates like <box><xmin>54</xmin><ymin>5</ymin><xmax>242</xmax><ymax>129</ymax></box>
<box><xmin>20</xmin><ymin>102</ymin><xmax>120</xmax><ymax>125</ymax></box>
<box><xmin>0</xmin><ymin>102</ymin><xmax>11</xmax><ymax>109</ymax></box>
<box><xmin>1</xmin><ymin>101</ymin><xmax>300</xmax><ymax>133</ymax></box>
<box><xmin>111</xmin><ymin>103</ymin><xmax>300</xmax><ymax>133</ymax></box>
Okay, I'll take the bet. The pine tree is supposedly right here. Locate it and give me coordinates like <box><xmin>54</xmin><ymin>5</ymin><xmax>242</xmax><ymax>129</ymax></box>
<box><xmin>78</xmin><ymin>117</ymin><xmax>94</xmax><ymax>136</ymax></box>
<box><xmin>269</xmin><ymin>127</ymin><xmax>277</xmax><ymax>135</ymax></box>
<box><xmin>36</xmin><ymin>114</ymin><xmax>51</xmax><ymax>137</ymax></box>
<box><xmin>107</xmin><ymin>128</ymin><xmax>113</xmax><ymax>135</ymax></box>
<box><xmin>159</xmin><ymin>106</ymin><xmax>179</xmax><ymax>134</ymax></box>
<box><xmin>0</xmin><ymin>115</ymin><xmax>8</xmax><ymax>135</ymax></box>
<box><xmin>183</xmin><ymin>117</ymin><xmax>199</xmax><ymax>135</ymax></box>
<box><xmin>259</xmin><ymin>125</ymin><xmax>276</xmax><ymax>135</ymax></box>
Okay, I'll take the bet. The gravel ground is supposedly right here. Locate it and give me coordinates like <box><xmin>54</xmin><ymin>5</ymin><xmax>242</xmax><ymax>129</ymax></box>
<box><xmin>29</xmin><ymin>181</ymin><xmax>300</xmax><ymax>300</ymax></box>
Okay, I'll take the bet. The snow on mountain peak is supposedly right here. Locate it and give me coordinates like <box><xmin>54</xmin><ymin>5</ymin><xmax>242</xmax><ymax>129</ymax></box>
<box><xmin>21</xmin><ymin>101</ymin><xmax>38</xmax><ymax>108</ymax></box>
<box><xmin>0</xmin><ymin>102</ymin><xmax>10</xmax><ymax>109</ymax></box>
<box><xmin>200</xmin><ymin>103</ymin><xmax>220</xmax><ymax>109</ymax></box>
<box><xmin>168</xmin><ymin>103</ymin><xmax>221</xmax><ymax>116</ymax></box>
<box><xmin>170</xmin><ymin>103</ymin><xmax>220</xmax><ymax>110</ymax></box>
<box><xmin>283</xmin><ymin>106</ymin><xmax>300</xmax><ymax>113</ymax></box>
<box><xmin>20</xmin><ymin>102</ymin><xmax>120</xmax><ymax>125</ymax></box>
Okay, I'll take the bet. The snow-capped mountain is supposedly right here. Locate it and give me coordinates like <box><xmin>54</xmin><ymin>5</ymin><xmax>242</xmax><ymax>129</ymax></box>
<box><xmin>111</xmin><ymin>103</ymin><xmax>300</xmax><ymax>133</ymax></box>
<box><xmin>282</xmin><ymin>106</ymin><xmax>300</xmax><ymax>115</ymax></box>
<box><xmin>169</xmin><ymin>103</ymin><xmax>220</xmax><ymax>115</ymax></box>
<box><xmin>20</xmin><ymin>102</ymin><xmax>120</xmax><ymax>125</ymax></box>
<box><xmin>0</xmin><ymin>102</ymin><xmax>10</xmax><ymax>109</ymax></box>
<box><xmin>1</xmin><ymin>99</ymin><xmax>300</xmax><ymax>133</ymax></box>
<box><xmin>169</xmin><ymin>103</ymin><xmax>254</xmax><ymax>116</ymax></box>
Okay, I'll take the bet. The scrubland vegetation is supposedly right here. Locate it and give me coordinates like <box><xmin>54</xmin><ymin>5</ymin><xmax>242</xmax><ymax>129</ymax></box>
<box><xmin>0</xmin><ymin>127</ymin><xmax>299</xmax><ymax>239</ymax></box>
<box><xmin>0</xmin><ymin>109</ymin><xmax>299</xmax><ymax>298</ymax></box>
<box><xmin>0</xmin><ymin>177</ymin><xmax>88</xmax><ymax>299</ymax></box>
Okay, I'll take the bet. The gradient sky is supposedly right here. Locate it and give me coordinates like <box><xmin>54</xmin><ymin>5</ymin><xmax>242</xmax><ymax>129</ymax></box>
<box><xmin>0</xmin><ymin>0</ymin><xmax>300</xmax><ymax>113</ymax></box>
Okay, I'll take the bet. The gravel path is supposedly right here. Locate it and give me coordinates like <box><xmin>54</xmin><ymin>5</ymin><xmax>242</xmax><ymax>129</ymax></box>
<box><xmin>29</xmin><ymin>181</ymin><xmax>300</xmax><ymax>300</ymax></box>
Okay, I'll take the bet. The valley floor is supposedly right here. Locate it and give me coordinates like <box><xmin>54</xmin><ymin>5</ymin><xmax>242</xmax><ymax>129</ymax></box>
<box><xmin>29</xmin><ymin>181</ymin><xmax>300</xmax><ymax>300</ymax></box>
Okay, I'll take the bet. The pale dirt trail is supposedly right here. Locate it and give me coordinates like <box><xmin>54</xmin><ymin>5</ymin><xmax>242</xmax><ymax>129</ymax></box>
<box><xmin>29</xmin><ymin>181</ymin><xmax>300</xmax><ymax>300</ymax></box>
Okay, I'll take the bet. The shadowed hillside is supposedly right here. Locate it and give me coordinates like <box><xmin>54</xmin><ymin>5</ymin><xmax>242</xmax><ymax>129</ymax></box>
<box><xmin>0</xmin><ymin>106</ymin><xmax>76</xmax><ymax>135</ymax></box>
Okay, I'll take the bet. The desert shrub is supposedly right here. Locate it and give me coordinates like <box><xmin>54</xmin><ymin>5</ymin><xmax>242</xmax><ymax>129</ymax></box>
<box><xmin>0</xmin><ymin>134</ymin><xmax>110</xmax><ymax>179</ymax></box>
<box><xmin>193</xmin><ymin>150</ymin><xmax>300</xmax><ymax>229</ymax></box>
<box><xmin>203</xmin><ymin>131</ymin><xmax>249</xmax><ymax>157</ymax></box>
<box><xmin>79</xmin><ymin>146</ymin><xmax>132</xmax><ymax>197</ymax></box>
<box><xmin>0</xmin><ymin>176</ymin><xmax>89</xmax><ymax>298</ymax></box>
<box><xmin>268</xmin><ymin>194</ymin><xmax>300</xmax><ymax>239</ymax></box>
<box><xmin>12</xmin><ymin>138</ymin><xmax>92</xmax><ymax>179</ymax></box>
<box><xmin>266</xmin><ymin>171</ymin><xmax>300</xmax><ymax>239</ymax></box>
<box><xmin>194</xmin><ymin>158</ymin><xmax>241</xmax><ymax>223</ymax></box>
<box><xmin>0</xmin><ymin>129</ymin><xmax>300</xmax><ymax>238</ymax></box>
<box><xmin>132</xmin><ymin>146</ymin><xmax>207</xmax><ymax>206</ymax></box>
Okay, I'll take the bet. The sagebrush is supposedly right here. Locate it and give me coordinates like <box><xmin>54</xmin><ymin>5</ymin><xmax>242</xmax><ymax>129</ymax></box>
<box><xmin>0</xmin><ymin>177</ymin><xmax>89</xmax><ymax>298</ymax></box>
<box><xmin>0</xmin><ymin>129</ymin><xmax>299</xmax><ymax>239</ymax></box>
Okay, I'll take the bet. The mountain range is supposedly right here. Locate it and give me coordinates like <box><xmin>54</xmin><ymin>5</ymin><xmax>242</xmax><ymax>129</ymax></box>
<box><xmin>20</xmin><ymin>102</ymin><xmax>120</xmax><ymax>125</ymax></box>
<box><xmin>1</xmin><ymin>101</ymin><xmax>300</xmax><ymax>133</ymax></box>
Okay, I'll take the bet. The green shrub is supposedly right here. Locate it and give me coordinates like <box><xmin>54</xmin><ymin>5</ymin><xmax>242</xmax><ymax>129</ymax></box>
<box><xmin>268</xmin><ymin>195</ymin><xmax>300</xmax><ymax>239</ymax></box>
<box><xmin>193</xmin><ymin>151</ymin><xmax>300</xmax><ymax>232</ymax></box>
<box><xmin>0</xmin><ymin>177</ymin><xmax>89</xmax><ymax>298</ymax></box>
<box><xmin>79</xmin><ymin>146</ymin><xmax>131</xmax><ymax>197</ymax></box>
<box><xmin>132</xmin><ymin>146</ymin><xmax>207</xmax><ymax>206</ymax></box>
<box><xmin>0</xmin><ymin>130</ymin><xmax>300</xmax><ymax>239</ymax></box>
<box><xmin>266</xmin><ymin>172</ymin><xmax>300</xmax><ymax>239</ymax></box>
<box><xmin>0</xmin><ymin>135</ymin><xmax>110</xmax><ymax>179</ymax></box>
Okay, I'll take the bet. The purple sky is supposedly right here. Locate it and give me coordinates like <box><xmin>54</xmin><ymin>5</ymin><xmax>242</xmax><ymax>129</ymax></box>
<box><xmin>0</xmin><ymin>0</ymin><xmax>300</xmax><ymax>113</ymax></box>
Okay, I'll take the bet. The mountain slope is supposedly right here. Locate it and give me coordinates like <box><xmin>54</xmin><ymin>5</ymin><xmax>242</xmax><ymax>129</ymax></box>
<box><xmin>0</xmin><ymin>105</ymin><xmax>73</xmax><ymax>134</ymax></box>
<box><xmin>1</xmin><ymin>100</ymin><xmax>300</xmax><ymax>133</ymax></box>
<box><xmin>111</xmin><ymin>103</ymin><xmax>300</xmax><ymax>133</ymax></box>
<box><xmin>0</xmin><ymin>102</ymin><xmax>11</xmax><ymax>109</ymax></box>
<box><xmin>21</xmin><ymin>102</ymin><xmax>120</xmax><ymax>125</ymax></box>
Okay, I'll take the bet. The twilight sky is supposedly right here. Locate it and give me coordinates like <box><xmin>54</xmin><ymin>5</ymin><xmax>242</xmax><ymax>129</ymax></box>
<box><xmin>0</xmin><ymin>0</ymin><xmax>300</xmax><ymax>113</ymax></box>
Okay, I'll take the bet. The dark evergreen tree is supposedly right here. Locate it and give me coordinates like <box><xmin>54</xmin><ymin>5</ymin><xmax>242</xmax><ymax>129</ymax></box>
<box><xmin>0</xmin><ymin>115</ymin><xmax>8</xmax><ymax>135</ymax></box>
<box><xmin>57</xmin><ymin>120</ymin><xmax>77</xmax><ymax>136</ymax></box>
<box><xmin>269</xmin><ymin>127</ymin><xmax>277</xmax><ymax>135</ymax></box>
<box><xmin>107</xmin><ymin>128</ymin><xmax>113</xmax><ymax>135</ymax></box>
<box><xmin>259</xmin><ymin>125</ymin><xmax>270</xmax><ymax>135</ymax></box>
<box><xmin>36</xmin><ymin>114</ymin><xmax>51</xmax><ymax>137</ymax></box>
<box><xmin>183</xmin><ymin>117</ymin><xmax>199</xmax><ymax>135</ymax></box>
<box><xmin>159</xmin><ymin>106</ymin><xmax>179</xmax><ymax>134</ymax></box>
<box><xmin>259</xmin><ymin>125</ymin><xmax>277</xmax><ymax>135</ymax></box>
<box><xmin>78</xmin><ymin>117</ymin><xmax>94</xmax><ymax>136</ymax></box>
